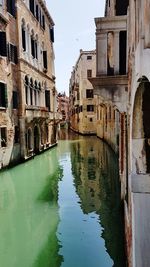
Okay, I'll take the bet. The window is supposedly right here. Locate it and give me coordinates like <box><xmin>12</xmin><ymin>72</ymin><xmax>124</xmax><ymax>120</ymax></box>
<box><xmin>45</xmin><ymin>90</ymin><xmax>50</xmax><ymax>111</ymax></box>
<box><xmin>22</xmin><ymin>25</ymin><xmax>26</xmax><ymax>51</ymax></box>
<box><xmin>43</xmin><ymin>51</ymin><xmax>47</xmax><ymax>70</ymax></box>
<box><xmin>86</xmin><ymin>89</ymin><xmax>93</xmax><ymax>98</ymax></box>
<box><xmin>0</xmin><ymin>127</ymin><xmax>7</xmax><ymax>147</ymax></box>
<box><xmin>35</xmin><ymin>39</ymin><xmax>38</xmax><ymax>59</ymax></box>
<box><xmin>50</xmin><ymin>27</ymin><xmax>54</xmax><ymax>42</ymax></box>
<box><xmin>0</xmin><ymin>32</ymin><xmax>7</xmax><ymax>57</ymax></box>
<box><xmin>89</xmin><ymin>118</ymin><xmax>93</xmax><ymax>122</ymax></box>
<box><xmin>30</xmin><ymin>78</ymin><xmax>33</xmax><ymax>105</ymax></box>
<box><xmin>0</xmin><ymin>82</ymin><xmax>7</xmax><ymax>107</ymax></box>
<box><xmin>12</xmin><ymin>91</ymin><xmax>18</xmax><ymax>109</ymax></box>
<box><xmin>31</xmin><ymin>34</ymin><xmax>35</xmax><ymax>58</ymax></box>
<box><xmin>8</xmin><ymin>43</ymin><xmax>18</xmax><ymax>64</ymax></box>
<box><xmin>7</xmin><ymin>0</ymin><xmax>16</xmax><ymax>17</ymax></box>
<box><xmin>80</xmin><ymin>105</ymin><xmax>83</xmax><ymax>112</ymax></box>
<box><xmin>87</xmin><ymin>69</ymin><xmax>92</xmax><ymax>78</ymax></box>
<box><xmin>116</xmin><ymin>0</ymin><xmax>129</xmax><ymax>16</ymax></box>
<box><xmin>14</xmin><ymin>126</ymin><xmax>19</xmax><ymax>143</ymax></box>
<box><xmin>87</xmin><ymin>105</ymin><xmax>94</xmax><ymax>112</ymax></box>
<box><xmin>25</xmin><ymin>76</ymin><xmax>29</xmax><ymax>105</ymax></box>
<box><xmin>29</xmin><ymin>0</ymin><xmax>35</xmax><ymax>15</ymax></box>
<box><xmin>36</xmin><ymin>4</ymin><xmax>39</xmax><ymax>21</ymax></box>
<box><xmin>42</xmin><ymin>15</ymin><xmax>45</xmax><ymax>30</ymax></box>
<box><xmin>87</xmin><ymin>55</ymin><xmax>92</xmax><ymax>60</ymax></box>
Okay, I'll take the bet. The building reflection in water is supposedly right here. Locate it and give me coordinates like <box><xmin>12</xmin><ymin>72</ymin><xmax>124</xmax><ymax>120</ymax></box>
<box><xmin>68</xmin><ymin>132</ymin><xmax>126</xmax><ymax>266</ymax></box>
<box><xmin>0</xmin><ymin>148</ymin><xmax>63</xmax><ymax>267</ymax></box>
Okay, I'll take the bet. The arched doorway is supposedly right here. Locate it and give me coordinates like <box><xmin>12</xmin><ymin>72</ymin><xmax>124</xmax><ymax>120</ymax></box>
<box><xmin>132</xmin><ymin>77</ymin><xmax>150</xmax><ymax>173</ymax></box>
<box><xmin>34</xmin><ymin>126</ymin><xmax>40</xmax><ymax>153</ymax></box>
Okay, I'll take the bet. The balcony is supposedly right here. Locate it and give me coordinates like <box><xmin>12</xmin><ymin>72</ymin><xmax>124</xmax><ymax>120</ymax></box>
<box><xmin>89</xmin><ymin>75</ymin><xmax>128</xmax><ymax>111</ymax></box>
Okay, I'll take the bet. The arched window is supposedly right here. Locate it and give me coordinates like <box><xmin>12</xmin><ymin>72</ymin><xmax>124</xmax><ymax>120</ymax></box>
<box><xmin>25</xmin><ymin>75</ymin><xmax>29</xmax><ymax>104</ymax></box>
<box><xmin>22</xmin><ymin>19</ymin><xmax>26</xmax><ymax>51</ymax></box>
<box><xmin>30</xmin><ymin>78</ymin><xmax>33</xmax><ymax>105</ymax></box>
<box><xmin>31</xmin><ymin>30</ymin><xmax>35</xmax><ymax>58</ymax></box>
<box><xmin>35</xmin><ymin>34</ymin><xmax>38</xmax><ymax>59</ymax></box>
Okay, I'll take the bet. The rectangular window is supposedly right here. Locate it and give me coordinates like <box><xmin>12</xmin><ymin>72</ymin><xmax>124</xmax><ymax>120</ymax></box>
<box><xmin>13</xmin><ymin>91</ymin><xmax>18</xmax><ymax>109</ymax></box>
<box><xmin>31</xmin><ymin>37</ymin><xmax>35</xmax><ymax>58</ymax></box>
<box><xmin>0</xmin><ymin>82</ymin><xmax>7</xmax><ymax>108</ymax></box>
<box><xmin>42</xmin><ymin>15</ymin><xmax>45</xmax><ymax>30</ymax></box>
<box><xmin>36</xmin><ymin>4</ymin><xmax>39</xmax><ymax>21</ymax></box>
<box><xmin>29</xmin><ymin>0</ymin><xmax>35</xmax><ymax>15</ymax></box>
<box><xmin>87</xmin><ymin>105</ymin><xmax>94</xmax><ymax>112</ymax></box>
<box><xmin>87</xmin><ymin>55</ymin><xmax>92</xmax><ymax>60</ymax></box>
<box><xmin>89</xmin><ymin>118</ymin><xmax>93</xmax><ymax>122</ymax></box>
<box><xmin>8</xmin><ymin>43</ymin><xmax>18</xmax><ymax>64</ymax></box>
<box><xmin>87</xmin><ymin>69</ymin><xmax>92</xmax><ymax>78</ymax></box>
<box><xmin>1</xmin><ymin>127</ymin><xmax>7</xmax><ymax>147</ymax></box>
<box><xmin>0</xmin><ymin>32</ymin><xmax>7</xmax><ymax>57</ymax></box>
<box><xmin>80</xmin><ymin>105</ymin><xmax>83</xmax><ymax>112</ymax></box>
<box><xmin>45</xmin><ymin>90</ymin><xmax>50</xmax><ymax>111</ymax></box>
<box><xmin>7</xmin><ymin>0</ymin><xmax>16</xmax><ymax>17</ymax></box>
<box><xmin>43</xmin><ymin>51</ymin><xmax>47</xmax><ymax>70</ymax></box>
<box><xmin>86</xmin><ymin>89</ymin><xmax>93</xmax><ymax>98</ymax></box>
<box><xmin>50</xmin><ymin>27</ymin><xmax>54</xmax><ymax>43</ymax></box>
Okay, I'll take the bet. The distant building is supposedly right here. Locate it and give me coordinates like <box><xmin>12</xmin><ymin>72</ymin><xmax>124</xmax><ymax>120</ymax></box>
<box><xmin>57</xmin><ymin>92</ymin><xmax>69</xmax><ymax>126</ymax></box>
<box><xmin>0</xmin><ymin>0</ymin><xmax>58</xmax><ymax>169</ymax></box>
<box><xmin>69</xmin><ymin>49</ymin><xmax>97</xmax><ymax>135</ymax></box>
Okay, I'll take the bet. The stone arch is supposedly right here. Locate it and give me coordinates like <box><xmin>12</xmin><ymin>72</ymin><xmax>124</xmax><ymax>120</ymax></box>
<box><xmin>132</xmin><ymin>76</ymin><xmax>150</xmax><ymax>173</ymax></box>
<box><xmin>34</xmin><ymin>125</ymin><xmax>40</xmax><ymax>153</ymax></box>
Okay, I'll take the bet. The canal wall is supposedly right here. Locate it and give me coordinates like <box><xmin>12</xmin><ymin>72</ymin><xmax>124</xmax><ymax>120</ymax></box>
<box><xmin>89</xmin><ymin>0</ymin><xmax>150</xmax><ymax>266</ymax></box>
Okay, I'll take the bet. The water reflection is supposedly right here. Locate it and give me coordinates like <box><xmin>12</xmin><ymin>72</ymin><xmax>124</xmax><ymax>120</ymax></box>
<box><xmin>0</xmin><ymin>148</ymin><xmax>63</xmax><ymax>267</ymax></box>
<box><xmin>58</xmin><ymin>129</ymin><xmax>126</xmax><ymax>266</ymax></box>
<box><xmin>0</xmin><ymin>129</ymin><xmax>126</xmax><ymax>267</ymax></box>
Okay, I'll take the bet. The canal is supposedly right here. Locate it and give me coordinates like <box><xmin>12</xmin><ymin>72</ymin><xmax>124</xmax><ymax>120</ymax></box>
<box><xmin>0</xmin><ymin>130</ymin><xmax>126</xmax><ymax>267</ymax></box>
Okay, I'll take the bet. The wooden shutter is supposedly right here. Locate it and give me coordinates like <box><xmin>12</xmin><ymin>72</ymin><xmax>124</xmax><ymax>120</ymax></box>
<box><xmin>0</xmin><ymin>32</ymin><xmax>7</xmax><ymax>57</ymax></box>
<box><xmin>43</xmin><ymin>51</ymin><xmax>47</xmax><ymax>70</ymax></box>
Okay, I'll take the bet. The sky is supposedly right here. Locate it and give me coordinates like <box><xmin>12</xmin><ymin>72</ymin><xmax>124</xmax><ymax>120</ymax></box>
<box><xmin>46</xmin><ymin>0</ymin><xmax>105</xmax><ymax>95</ymax></box>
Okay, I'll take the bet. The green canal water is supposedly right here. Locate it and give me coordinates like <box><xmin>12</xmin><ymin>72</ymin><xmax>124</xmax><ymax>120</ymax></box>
<box><xmin>0</xmin><ymin>130</ymin><xmax>126</xmax><ymax>267</ymax></box>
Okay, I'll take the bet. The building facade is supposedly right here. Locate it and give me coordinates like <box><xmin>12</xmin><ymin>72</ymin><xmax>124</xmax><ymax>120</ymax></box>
<box><xmin>0</xmin><ymin>0</ymin><xmax>58</xmax><ymax>169</ymax></box>
<box><xmin>57</xmin><ymin>92</ymin><xmax>69</xmax><ymax>126</ymax></box>
<box><xmin>90</xmin><ymin>0</ymin><xmax>150</xmax><ymax>266</ymax></box>
<box><xmin>69</xmin><ymin>49</ymin><xmax>97</xmax><ymax>135</ymax></box>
